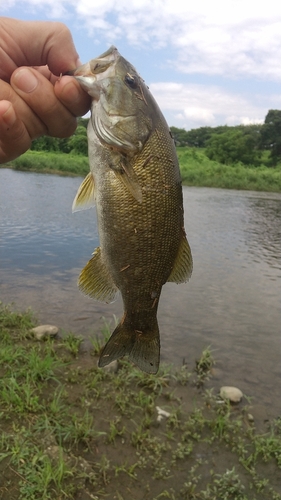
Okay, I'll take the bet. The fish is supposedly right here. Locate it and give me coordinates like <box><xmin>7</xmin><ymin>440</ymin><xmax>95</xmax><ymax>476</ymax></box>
<box><xmin>70</xmin><ymin>46</ymin><xmax>193</xmax><ymax>374</ymax></box>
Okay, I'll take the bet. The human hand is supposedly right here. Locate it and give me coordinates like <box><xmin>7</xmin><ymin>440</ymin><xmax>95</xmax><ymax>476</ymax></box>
<box><xmin>0</xmin><ymin>17</ymin><xmax>91</xmax><ymax>163</ymax></box>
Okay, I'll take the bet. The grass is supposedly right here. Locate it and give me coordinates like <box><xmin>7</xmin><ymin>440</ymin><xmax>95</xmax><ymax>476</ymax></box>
<box><xmin>0</xmin><ymin>302</ymin><xmax>281</xmax><ymax>499</ymax></box>
<box><xmin>177</xmin><ymin>147</ymin><xmax>281</xmax><ymax>192</ymax></box>
<box><xmin>3</xmin><ymin>150</ymin><xmax>89</xmax><ymax>177</ymax></box>
<box><xmin>2</xmin><ymin>147</ymin><xmax>281</xmax><ymax>191</ymax></box>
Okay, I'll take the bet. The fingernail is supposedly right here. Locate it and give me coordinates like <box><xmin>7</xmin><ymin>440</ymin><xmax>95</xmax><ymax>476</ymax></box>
<box><xmin>14</xmin><ymin>68</ymin><xmax>38</xmax><ymax>93</ymax></box>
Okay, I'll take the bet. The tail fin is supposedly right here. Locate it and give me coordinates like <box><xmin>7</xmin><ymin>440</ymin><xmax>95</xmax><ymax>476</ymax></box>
<box><xmin>98</xmin><ymin>316</ymin><xmax>160</xmax><ymax>374</ymax></box>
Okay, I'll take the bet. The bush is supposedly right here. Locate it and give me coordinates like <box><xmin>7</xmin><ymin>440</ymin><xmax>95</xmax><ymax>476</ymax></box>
<box><xmin>205</xmin><ymin>130</ymin><xmax>260</xmax><ymax>166</ymax></box>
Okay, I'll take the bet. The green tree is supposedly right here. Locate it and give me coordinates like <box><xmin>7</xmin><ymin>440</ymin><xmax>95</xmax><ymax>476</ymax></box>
<box><xmin>67</xmin><ymin>125</ymin><xmax>88</xmax><ymax>155</ymax></box>
<box><xmin>57</xmin><ymin>137</ymin><xmax>72</xmax><ymax>154</ymax></box>
<box><xmin>205</xmin><ymin>129</ymin><xmax>260</xmax><ymax>165</ymax></box>
<box><xmin>171</xmin><ymin>125</ymin><xmax>236</xmax><ymax>148</ymax></box>
<box><xmin>170</xmin><ymin>126</ymin><xmax>189</xmax><ymax>146</ymax></box>
<box><xmin>31</xmin><ymin>135</ymin><xmax>59</xmax><ymax>152</ymax></box>
<box><xmin>77</xmin><ymin>117</ymin><xmax>89</xmax><ymax>129</ymax></box>
<box><xmin>185</xmin><ymin>126</ymin><xmax>214</xmax><ymax>147</ymax></box>
<box><xmin>259</xmin><ymin>110</ymin><xmax>281</xmax><ymax>166</ymax></box>
<box><xmin>31</xmin><ymin>117</ymin><xmax>89</xmax><ymax>154</ymax></box>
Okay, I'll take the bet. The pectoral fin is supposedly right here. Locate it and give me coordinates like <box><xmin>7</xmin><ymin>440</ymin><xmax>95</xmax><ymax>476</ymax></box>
<box><xmin>113</xmin><ymin>162</ymin><xmax>143</xmax><ymax>203</ymax></box>
<box><xmin>72</xmin><ymin>172</ymin><xmax>95</xmax><ymax>212</ymax></box>
<box><xmin>167</xmin><ymin>234</ymin><xmax>193</xmax><ymax>283</ymax></box>
<box><xmin>78</xmin><ymin>247</ymin><xmax>118</xmax><ymax>303</ymax></box>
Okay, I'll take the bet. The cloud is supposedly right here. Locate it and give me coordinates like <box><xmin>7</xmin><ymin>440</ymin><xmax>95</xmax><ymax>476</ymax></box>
<box><xmin>174</xmin><ymin>19</ymin><xmax>281</xmax><ymax>80</ymax></box>
<box><xmin>3</xmin><ymin>0</ymin><xmax>281</xmax><ymax>80</ymax></box>
<box><xmin>149</xmin><ymin>82</ymin><xmax>268</xmax><ymax>129</ymax></box>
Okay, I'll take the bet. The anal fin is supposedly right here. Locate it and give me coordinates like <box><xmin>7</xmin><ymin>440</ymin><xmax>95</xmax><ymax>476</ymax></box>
<box><xmin>78</xmin><ymin>247</ymin><xmax>118</xmax><ymax>303</ymax></box>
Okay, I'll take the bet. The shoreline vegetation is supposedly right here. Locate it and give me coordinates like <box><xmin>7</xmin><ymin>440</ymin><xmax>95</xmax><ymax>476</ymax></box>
<box><xmin>2</xmin><ymin>148</ymin><xmax>281</xmax><ymax>192</ymax></box>
<box><xmin>1</xmin><ymin>303</ymin><xmax>281</xmax><ymax>499</ymax></box>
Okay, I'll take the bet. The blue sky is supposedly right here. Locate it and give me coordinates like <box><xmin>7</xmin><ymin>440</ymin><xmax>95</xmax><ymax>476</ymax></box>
<box><xmin>1</xmin><ymin>0</ymin><xmax>281</xmax><ymax>130</ymax></box>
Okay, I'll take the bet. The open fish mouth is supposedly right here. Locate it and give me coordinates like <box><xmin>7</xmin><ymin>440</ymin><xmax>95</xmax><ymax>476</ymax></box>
<box><xmin>65</xmin><ymin>46</ymin><xmax>119</xmax><ymax>82</ymax></box>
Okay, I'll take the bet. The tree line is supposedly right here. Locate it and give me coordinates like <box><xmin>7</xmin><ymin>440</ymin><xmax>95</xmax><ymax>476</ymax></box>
<box><xmin>31</xmin><ymin>110</ymin><xmax>281</xmax><ymax>167</ymax></box>
<box><xmin>171</xmin><ymin>110</ymin><xmax>281</xmax><ymax>166</ymax></box>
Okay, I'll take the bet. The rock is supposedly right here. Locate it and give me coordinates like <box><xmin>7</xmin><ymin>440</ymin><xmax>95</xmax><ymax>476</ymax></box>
<box><xmin>247</xmin><ymin>413</ymin><xmax>254</xmax><ymax>423</ymax></box>
<box><xmin>220</xmin><ymin>386</ymin><xmax>243</xmax><ymax>403</ymax></box>
<box><xmin>32</xmin><ymin>324</ymin><xmax>59</xmax><ymax>340</ymax></box>
<box><xmin>156</xmin><ymin>406</ymin><xmax>171</xmax><ymax>422</ymax></box>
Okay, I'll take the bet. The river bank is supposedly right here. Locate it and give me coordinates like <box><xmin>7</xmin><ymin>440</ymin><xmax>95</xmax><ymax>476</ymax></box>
<box><xmin>3</xmin><ymin>149</ymin><xmax>281</xmax><ymax>192</ymax></box>
<box><xmin>0</xmin><ymin>303</ymin><xmax>280</xmax><ymax>499</ymax></box>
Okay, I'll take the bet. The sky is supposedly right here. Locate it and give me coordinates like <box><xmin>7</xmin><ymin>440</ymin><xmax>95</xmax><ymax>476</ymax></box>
<box><xmin>1</xmin><ymin>0</ymin><xmax>281</xmax><ymax>130</ymax></box>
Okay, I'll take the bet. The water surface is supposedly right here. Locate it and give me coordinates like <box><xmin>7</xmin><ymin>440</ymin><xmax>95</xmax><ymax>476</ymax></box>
<box><xmin>1</xmin><ymin>168</ymin><xmax>280</xmax><ymax>422</ymax></box>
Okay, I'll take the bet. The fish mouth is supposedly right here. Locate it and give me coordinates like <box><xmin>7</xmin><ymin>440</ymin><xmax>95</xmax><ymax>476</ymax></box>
<box><xmin>65</xmin><ymin>46</ymin><xmax>119</xmax><ymax>79</ymax></box>
<box><xmin>65</xmin><ymin>46</ymin><xmax>119</xmax><ymax>97</ymax></box>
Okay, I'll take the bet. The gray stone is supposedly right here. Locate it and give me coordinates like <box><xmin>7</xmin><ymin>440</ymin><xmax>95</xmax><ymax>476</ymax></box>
<box><xmin>220</xmin><ymin>386</ymin><xmax>243</xmax><ymax>403</ymax></box>
<box><xmin>247</xmin><ymin>413</ymin><xmax>254</xmax><ymax>423</ymax></box>
<box><xmin>32</xmin><ymin>324</ymin><xmax>59</xmax><ymax>340</ymax></box>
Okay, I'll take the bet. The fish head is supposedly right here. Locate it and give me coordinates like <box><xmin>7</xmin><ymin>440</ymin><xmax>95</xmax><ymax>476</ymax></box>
<box><xmin>70</xmin><ymin>46</ymin><xmax>118</xmax><ymax>100</ymax></box>
<box><xmin>69</xmin><ymin>46</ymin><xmax>153</xmax><ymax>154</ymax></box>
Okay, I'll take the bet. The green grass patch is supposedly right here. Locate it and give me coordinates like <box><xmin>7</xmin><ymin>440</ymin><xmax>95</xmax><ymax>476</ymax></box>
<box><xmin>177</xmin><ymin>147</ymin><xmax>281</xmax><ymax>192</ymax></box>
<box><xmin>4</xmin><ymin>150</ymin><xmax>89</xmax><ymax>177</ymax></box>
<box><xmin>1</xmin><ymin>302</ymin><xmax>281</xmax><ymax>499</ymax></box>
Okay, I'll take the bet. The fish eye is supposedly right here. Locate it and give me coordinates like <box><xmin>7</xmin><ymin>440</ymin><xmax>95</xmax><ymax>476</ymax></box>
<box><xmin>125</xmin><ymin>73</ymin><xmax>138</xmax><ymax>89</ymax></box>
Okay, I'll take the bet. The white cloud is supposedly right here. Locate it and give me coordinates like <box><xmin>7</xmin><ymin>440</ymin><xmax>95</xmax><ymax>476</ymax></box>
<box><xmin>149</xmin><ymin>82</ymin><xmax>269</xmax><ymax>129</ymax></box>
<box><xmin>228</xmin><ymin>116</ymin><xmax>263</xmax><ymax>126</ymax></box>
<box><xmin>3</xmin><ymin>0</ymin><xmax>281</xmax><ymax>80</ymax></box>
<box><xmin>184</xmin><ymin>108</ymin><xmax>216</xmax><ymax>125</ymax></box>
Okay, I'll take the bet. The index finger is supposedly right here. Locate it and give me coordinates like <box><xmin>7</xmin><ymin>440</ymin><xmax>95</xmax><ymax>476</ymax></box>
<box><xmin>0</xmin><ymin>18</ymin><xmax>80</xmax><ymax>80</ymax></box>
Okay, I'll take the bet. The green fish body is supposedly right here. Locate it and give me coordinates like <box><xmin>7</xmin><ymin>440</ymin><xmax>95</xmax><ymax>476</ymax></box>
<box><xmin>72</xmin><ymin>47</ymin><xmax>192</xmax><ymax>373</ymax></box>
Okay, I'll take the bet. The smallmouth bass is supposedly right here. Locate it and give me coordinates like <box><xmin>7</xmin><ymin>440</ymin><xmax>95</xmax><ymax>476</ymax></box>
<box><xmin>71</xmin><ymin>46</ymin><xmax>192</xmax><ymax>373</ymax></box>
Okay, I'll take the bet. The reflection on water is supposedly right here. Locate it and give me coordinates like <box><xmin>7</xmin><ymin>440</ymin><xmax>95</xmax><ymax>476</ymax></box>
<box><xmin>1</xmin><ymin>169</ymin><xmax>280</xmax><ymax>422</ymax></box>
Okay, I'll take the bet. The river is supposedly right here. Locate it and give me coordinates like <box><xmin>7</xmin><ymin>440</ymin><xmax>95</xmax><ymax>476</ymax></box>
<box><xmin>1</xmin><ymin>168</ymin><xmax>280</xmax><ymax>422</ymax></box>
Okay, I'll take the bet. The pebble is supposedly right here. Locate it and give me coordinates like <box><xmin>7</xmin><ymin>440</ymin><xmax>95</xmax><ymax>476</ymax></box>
<box><xmin>220</xmin><ymin>386</ymin><xmax>243</xmax><ymax>403</ymax></box>
<box><xmin>32</xmin><ymin>324</ymin><xmax>59</xmax><ymax>341</ymax></box>
<box><xmin>156</xmin><ymin>406</ymin><xmax>171</xmax><ymax>422</ymax></box>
